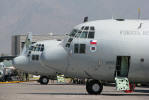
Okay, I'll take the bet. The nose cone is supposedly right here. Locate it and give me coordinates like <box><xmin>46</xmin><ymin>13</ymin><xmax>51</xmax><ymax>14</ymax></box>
<box><xmin>13</xmin><ymin>56</ymin><xmax>28</xmax><ymax>69</ymax></box>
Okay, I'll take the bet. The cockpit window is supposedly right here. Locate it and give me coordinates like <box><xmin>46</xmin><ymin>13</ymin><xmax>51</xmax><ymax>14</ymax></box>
<box><xmin>33</xmin><ymin>46</ymin><xmax>36</xmax><ymax>51</ymax></box>
<box><xmin>35</xmin><ymin>44</ymin><xmax>39</xmax><ymax>51</ymax></box>
<box><xmin>80</xmin><ymin>31</ymin><xmax>88</xmax><ymax>38</ymax></box>
<box><xmin>30</xmin><ymin>44</ymin><xmax>44</xmax><ymax>52</ymax></box>
<box><xmin>81</xmin><ymin>26</ymin><xmax>84</xmax><ymax>30</ymax></box>
<box><xmin>84</xmin><ymin>26</ymin><xmax>89</xmax><ymax>30</ymax></box>
<box><xmin>68</xmin><ymin>38</ymin><xmax>73</xmax><ymax>42</ymax></box>
<box><xmin>65</xmin><ymin>38</ymin><xmax>73</xmax><ymax>48</ymax></box>
<box><xmin>41</xmin><ymin>44</ymin><xmax>44</xmax><ymax>51</ymax></box>
<box><xmin>69</xmin><ymin>29</ymin><xmax>78</xmax><ymax>37</ymax></box>
<box><xmin>29</xmin><ymin>46</ymin><xmax>33</xmax><ymax>50</ymax></box>
<box><xmin>77</xmin><ymin>26</ymin><xmax>95</xmax><ymax>39</ymax></box>
<box><xmin>38</xmin><ymin>44</ymin><xmax>41</xmax><ymax>51</ymax></box>
<box><xmin>90</xmin><ymin>26</ymin><xmax>95</xmax><ymax>30</ymax></box>
<box><xmin>75</xmin><ymin>30</ymin><xmax>82</xmax><ymax>38</ymax></box>
<box><xmin>69</xmin><ymin>26</ymin><xmax>95</xmax><ymax>39</ymax></box>
<box><xmin>88</xmin><ymin>31</ymin><xmax>95</xmax><ymax>38</ymax></box>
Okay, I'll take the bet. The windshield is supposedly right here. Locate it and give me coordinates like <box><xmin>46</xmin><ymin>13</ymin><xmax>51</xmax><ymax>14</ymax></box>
<box><xmin>69</xmin><ymin>29</ymin><xmax>78</xmax><ymax>37</ymax></box>
<box><xmin>75</xmin><ymin>30</ymin><xmax>82</xmax><ymax>38</ymax></box>
<box><xmin>80</xmin><ymin>31</ymin><xmax>88</xmax><ymax>38</ymax></box>
<box><xmin>69</xmin><ymin>26</ymin><xmax>95</xmax><ymax>39</ymax></box>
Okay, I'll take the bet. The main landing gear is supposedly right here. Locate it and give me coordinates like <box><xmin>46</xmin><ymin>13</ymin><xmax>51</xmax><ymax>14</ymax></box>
<box><xmin>86</xmin><ymin>80</ymin><xmax>103</xmax><ymax>95</ymax></box>
<box><xmin>38</xmin><ymin>76</ymin><xmax>49</xmax><ymax>85</ymax></box>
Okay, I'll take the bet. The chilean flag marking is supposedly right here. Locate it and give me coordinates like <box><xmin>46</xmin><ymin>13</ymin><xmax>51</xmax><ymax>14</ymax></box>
<box><xmin>90</xmin><ymin>40</ymin><xmax>97</xmax><ymax>45</ymax></box>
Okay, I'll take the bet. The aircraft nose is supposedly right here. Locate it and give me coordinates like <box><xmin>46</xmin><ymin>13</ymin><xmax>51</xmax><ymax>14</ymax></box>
<box><xmin>13</xmin><ymin>56</ymin><xmax>28</xmax><ymax>69</ymax></box>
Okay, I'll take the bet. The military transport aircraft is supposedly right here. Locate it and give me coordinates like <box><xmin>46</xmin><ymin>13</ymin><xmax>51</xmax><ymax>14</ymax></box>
<box><xmin>13</xmin><ymin>33</ymin><xmax>58</xmax><ymax>84</ymax></box>
<box><xmin>13</xmin><ymin>18</ymin><xmax>149</xmax><ymax>94</ymax></box>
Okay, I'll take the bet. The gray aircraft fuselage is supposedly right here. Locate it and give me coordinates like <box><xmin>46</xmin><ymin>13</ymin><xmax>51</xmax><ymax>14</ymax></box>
<box><xmin>41</xmin><ymin>19</ymin><xmax>149</xmax><ymax>83</ymax></box>
<box><xmin>14</xmin><ymin>19</ymin><xmax>149</xmax><ymax>83</ymax></box>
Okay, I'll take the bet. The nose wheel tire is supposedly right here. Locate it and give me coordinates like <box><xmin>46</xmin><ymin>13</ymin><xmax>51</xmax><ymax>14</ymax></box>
<box><xmin>86</xmin><ymin>80</ymin><xmax>103</xmax><ymax>95</ymax></box>
<box><xmin>39</xmin><ymin>76</ymin><xmax>49</xmax><ymax>85</ymax></box>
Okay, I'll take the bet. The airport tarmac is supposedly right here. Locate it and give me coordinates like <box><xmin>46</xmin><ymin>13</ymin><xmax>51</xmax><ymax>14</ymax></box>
<box><xmin>0</xmin><ymin>81</ymin><xmax>149</xmax><ymax>100</ymax></box>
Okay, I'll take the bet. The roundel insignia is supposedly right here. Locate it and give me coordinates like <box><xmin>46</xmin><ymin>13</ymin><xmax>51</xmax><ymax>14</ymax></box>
<box><xmin>90</xmin><ymin>45</ymin><xmax>96</xmax><ymax>52</ymax></box>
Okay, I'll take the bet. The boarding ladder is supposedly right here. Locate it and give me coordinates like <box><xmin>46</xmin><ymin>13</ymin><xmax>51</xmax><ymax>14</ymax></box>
<box><xmin>115</xmin><ymin>70</ymin><xmax>130</xmax><ymax>91</ymax></box>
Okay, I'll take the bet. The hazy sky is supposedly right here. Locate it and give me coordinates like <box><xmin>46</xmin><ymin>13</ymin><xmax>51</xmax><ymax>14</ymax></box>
<box><xmin>0</xmin><ymin>0</ymin><xmax>149</xmax><ymax>55</ymax></box>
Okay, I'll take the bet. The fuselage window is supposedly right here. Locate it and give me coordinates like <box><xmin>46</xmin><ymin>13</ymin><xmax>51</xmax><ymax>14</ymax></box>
<box><xmin>32</xmin><ymin>55</ymin><xmax>39</xmax><ymax>60</ymax></box>
<box><xmin>35</xmin><ymin>55</ymin><xmax>39</xmax><ymax>60</ymax></box>
<box><xmin>80</xmin><ymin>44</ymin><xmax>86</xmax><ymax>53</ymax></box>
<box><xmin>32</xmin><ymin>55</ymin><xmax>35</xmax><ymax>60</ymax></box>
<box><xmin>74</xmin><ymin>44</ymin><xmax>86</xmax><ymax>54</ymax></box>
<box><xmin>74</xmin><ymin>44</ymin><xmax>79</xmax><ymax>53</ymax></box>
<box><xmin>88</xmin><ymin>31</ymin><xmax>95</xmax><ymax>38</ymax></box>
<box><xmin>80</xmin><ymin>31</ymin><xmax>88</xmax><ymax>38</ymax></box>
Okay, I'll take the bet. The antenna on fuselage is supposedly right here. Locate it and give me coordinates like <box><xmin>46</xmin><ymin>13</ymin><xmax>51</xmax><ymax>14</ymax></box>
<box><xmin>138</xmin><ymin>8</ymin><xmax>141</xmax><ymax>19</ymax></box>
<box><xmin>83</xmin><ymin>16</ymin><xmax>88</xmax><ymax>23</ymax></box>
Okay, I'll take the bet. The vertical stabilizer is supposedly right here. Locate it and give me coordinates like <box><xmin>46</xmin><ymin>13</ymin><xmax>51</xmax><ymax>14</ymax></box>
<box><xmin>21</xmin><ymin>32</ymin><xmax>32</xmax><ymax>55</ymax></box>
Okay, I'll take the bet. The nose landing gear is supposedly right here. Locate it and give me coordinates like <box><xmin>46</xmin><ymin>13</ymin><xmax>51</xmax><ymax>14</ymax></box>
<box><xmin>86</xmin><ymin>80</ymin><xmax>103</xmax><ymax>95</ymax></box>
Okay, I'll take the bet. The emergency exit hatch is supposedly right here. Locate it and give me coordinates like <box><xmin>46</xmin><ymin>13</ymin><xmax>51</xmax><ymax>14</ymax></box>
<box><xmin>115</xmin><ymin>56</ymin><xmax>130</xmax><ymax>91</ymax></box>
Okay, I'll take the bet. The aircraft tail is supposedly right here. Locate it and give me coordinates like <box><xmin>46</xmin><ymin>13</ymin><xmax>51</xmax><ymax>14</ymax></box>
<box><xmin>21</xmin><ymin>32</ymin><xmax>32</xmax><ymax>55</ymax></box>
